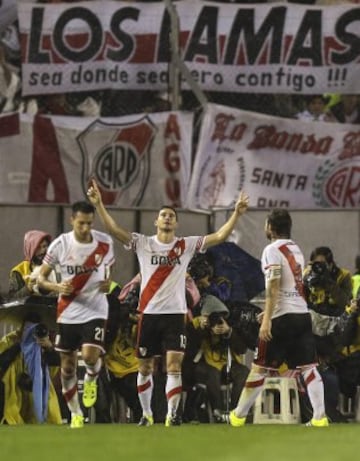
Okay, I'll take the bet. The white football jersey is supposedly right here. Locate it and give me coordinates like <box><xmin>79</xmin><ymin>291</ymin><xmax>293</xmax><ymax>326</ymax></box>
<box><xmin>43</xmin><ymin>230</ymin><xmax>115</xmax><ymax>323</ymax></box>
<box><xmin>127</xmin><ymin>233</ymin><xmax>205</xmax><ymax>314</ymax></box>
<box><xmin>261</xmin><ymin>239</ymin><xmax>308</xmax><ymax>318</ymax></box>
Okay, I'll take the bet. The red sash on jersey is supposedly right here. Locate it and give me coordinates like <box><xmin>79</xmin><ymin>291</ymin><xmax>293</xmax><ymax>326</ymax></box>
<box><xmin>138</xmin><ymin>239</ymin><xmax>185</xmax><ymax>313</ymax></box>
<box><xmin>57</xmin><ymin>241</ymin><xmax>109</xmax><ymax>318</ymax></box>
<box><xmin>278</xmin><ymin>243</ymin><xmax>305</xmax><ymax>299</ymax></box>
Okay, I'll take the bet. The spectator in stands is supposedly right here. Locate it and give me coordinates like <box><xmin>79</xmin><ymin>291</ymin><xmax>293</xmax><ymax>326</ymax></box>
<box><xmin>0</xmin><ymin>313</ymin><xmax>62</xmax><ymax>425</ymax></box>
<box><xmin>0</xmin><ymin>42</ymin><xmax>20</xmax><ymax>113</ymax></box>
<box><xmin>35</xmin><ymin>91</ymin><xmax>101</xmax><ymax>117</ymax></box>
<box><xmin>8</xmin><ymin>230</ymin><xmax>54</xmax><ymax>299</ymax></box>
<box><xmin>326</xmin><ymin>94</ymin><xmax>360</xmax><ymax>124</ymax></box>
<box><xmin>0</xmin><ymin>21</ymin><xmax>21</xmax><ymax>72</ymax></box>
<box><xmin>294</xmin><ymin>94</ymin><xmax>329</xmax><ymax>122</ymax></box>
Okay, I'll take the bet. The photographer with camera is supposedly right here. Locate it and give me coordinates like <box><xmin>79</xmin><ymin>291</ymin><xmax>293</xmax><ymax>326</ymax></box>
<box><xmin>102</xmin><ymin>275</ymin><xmax>142</xmax><ymax>423</ymax></box>
<box><xmin>0</xmin><ymin>313</ymin><xmax>62</xmax><ymax>425</ymax></box>
<box><xmin>184</xmin><ymin>294</ymin><xmax>249</xmax><ymax>423</ymax></box>
<box><xmin>303</xmin><ymin>247</ymin><xmax>352</xmax><ymax>363</ymax></box>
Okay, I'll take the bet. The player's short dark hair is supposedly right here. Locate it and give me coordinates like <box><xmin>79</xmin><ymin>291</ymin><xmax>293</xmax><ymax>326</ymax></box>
<box><xmin>71</xmin><ymin>201</ymin><xmax>95</xmax><ymax>216</ymax></box>
<box><xmin>267</xmin><ymin>209</ymin><xmax>292</xmax><ymax>237</ymax></box>
<box><xmin>158</xmin><ymin>205</ymin><xmax>178</xmax><ymax>220</ymax></box>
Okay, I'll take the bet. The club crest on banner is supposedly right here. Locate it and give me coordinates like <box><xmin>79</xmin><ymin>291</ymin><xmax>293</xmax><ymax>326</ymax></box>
<box><xmin>313</xmin><ymin>158</ymin><xmax>360</xmax><ymax>208</ymax></box>
<box><xmin>77</xmin><ymin>116</ymin><xmax>157</xmax><ymax>205</ymax></box>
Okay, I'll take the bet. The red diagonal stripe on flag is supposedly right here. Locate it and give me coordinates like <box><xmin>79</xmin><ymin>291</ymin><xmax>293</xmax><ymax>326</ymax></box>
<box><xmin>57</xmin><ymin>241</ymin><xmax>109</xmax><ymax>318</ymax></box>
<box><xmin>138</xmin><ymin>239</ymin><xmax>185</xmax><ymax>313</ymax></box>
<box><xmin>0</xmin><ymin>113</ymin><xmax>20</xmax><ymax>137</ymax></box>
<box><xmin>28</xmin><ymin>115</ymin><xmax>70</xmax><ymax>203</ymax></box>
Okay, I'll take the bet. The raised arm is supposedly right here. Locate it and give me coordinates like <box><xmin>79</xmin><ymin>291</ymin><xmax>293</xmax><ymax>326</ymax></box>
<box><xmin>87</xmin><ymin>180</ymin><xmax>132</xmax><ymax>245</ymax></box>
<box><xmin>203</xmin><ymin>191</ymin><xmax>249</xmax><ymax>250</ymax></box>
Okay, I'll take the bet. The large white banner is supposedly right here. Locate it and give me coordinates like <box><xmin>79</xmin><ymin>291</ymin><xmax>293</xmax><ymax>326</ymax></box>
<box><xmin>0</xmin><ymin>111</ymin><xmax>193</xmax><ymax>206</ymax></box>
<box><xmin>187</xmin><ymin>104</ymin><xmax>360</xmax><ymax>209</ymax></box>
<box><xmin>18</xmin><ymin>1</ymin><xmax>360</xmax><ymax>95</ymax></box>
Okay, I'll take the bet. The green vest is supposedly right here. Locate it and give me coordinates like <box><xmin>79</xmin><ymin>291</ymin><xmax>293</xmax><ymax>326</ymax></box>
<box><xmin>352</xmin><ymin>274</ymin><xmax>360</xmax><ymax>299</ymax></box>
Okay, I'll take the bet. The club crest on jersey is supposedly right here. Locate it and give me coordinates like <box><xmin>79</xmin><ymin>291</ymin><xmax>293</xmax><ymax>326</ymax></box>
<box><xmin>138</xmin><ymin>347</ymin><xmax>147</xmax><ymax>357</ymax></box>
<box><xmin>95</xmin><ymin>254</ymin><xmax>103</xmax><ymax>265</ymax></box>
<box><xmin>174</xmin><ymin>247</ymin><xmax>182</xmax><ymax>256</ymax></box>
<box><xmin>78</xmin><ymin>116</ymin><xmax>157</xmax><ymax>206</ymax></box>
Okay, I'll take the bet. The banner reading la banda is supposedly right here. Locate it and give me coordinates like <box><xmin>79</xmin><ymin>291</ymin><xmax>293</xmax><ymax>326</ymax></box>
<box><xmin>0</xmin><ymin>111</ymin><xmax>193</xmax><ymax>206</ymax></box>
<box><xmin>186</xmin><ymin>104</ymin><xmax>360</xmax><ymax>210</ymax></box>
<box><xmin>18</xmin><ymin>1</ymin><xmax>360</xmax><ymax>95</ymax></box>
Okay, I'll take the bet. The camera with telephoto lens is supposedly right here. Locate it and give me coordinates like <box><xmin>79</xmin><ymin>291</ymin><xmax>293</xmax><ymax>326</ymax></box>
<box><xmin>188</xmin><ymin>254</ymin><xmax>213</xmax><ymax>281</ymax></box>
<box><xmin>124</xmin><ymin>288</ymin><xmax>139</xmax><ymax>312</ymax></box>
<box><xmin>304</xmin><ymin>261</ymin><xmax>331</xmax><ymax>288</ymax></box>
<box><xmin>208</xmin><ymin>312</ymin><xmax>225</xmax><ymax>327</ymax></box>
<box><xmin>229</xmin><ymin>302</ymin><xmax>262</xmax><ymax>351</ymax></box>
<box><xmin>33</xmin><ymin>323</ymin><xmax>49</xmax><ymax>339</ymax></box>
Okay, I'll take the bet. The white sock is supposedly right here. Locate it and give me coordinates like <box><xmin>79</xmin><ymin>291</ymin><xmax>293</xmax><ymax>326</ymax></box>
<box><xmin>61</xmin><ymin>372</ymin><xmax>82</xmax><ymax>416</ymax></box>
<box><xmin>84</xmin><ymin>357</ymin><xmax>102</xmax><ymax>383</ymax></box>
<box><xmin>234</xmin><ymin>369</ymin><xmax>266</xmax><ymax>418</ymax></box>
<box><xmin>166</xmin><ymin>372</ymin><xmax>182</xmax><ymax>417</ymax></box>
<box><xmin>301</xmin><ymin>366</ymin><xmax>326</xmax><ymax>420</ymax></box>
<box><xmin>137</xmin><ymin>372</ymin><xmax>153</xmax><ymax>417</ymax></box>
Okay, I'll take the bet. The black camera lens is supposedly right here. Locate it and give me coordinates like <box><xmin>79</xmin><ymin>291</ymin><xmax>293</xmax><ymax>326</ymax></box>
<box><xmin>34</xmin><ymin>323</ymin><xmax>49</xmax><ymax>339</ymax></box>
<box><xmin>208</xmin><ymin>312</ymin><xmax>225</xmax><ymax>327</ymax></box>
<box><xmin>311</xmin><ymin>261</ymin><xmax>327</xmax><ymax>274</ymax></box>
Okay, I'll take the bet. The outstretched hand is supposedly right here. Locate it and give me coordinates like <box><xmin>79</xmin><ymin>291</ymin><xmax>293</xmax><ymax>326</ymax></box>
<box><xmin>87</xmin><ymin>179</ymin><xmax>102</xmax><ymax>207</ymax></box>
<box><xmin>234</xmin><ymin>191</ymin><xmax>250</xmax><ymax>215</ymax></box>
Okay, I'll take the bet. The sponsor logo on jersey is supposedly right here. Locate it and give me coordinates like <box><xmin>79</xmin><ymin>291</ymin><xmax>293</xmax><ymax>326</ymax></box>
<box><xmin>150</xmin><ymin>255</ymin><xmax>181</xmax><ymax>266</ymax></box>
<box><xmin>66</xmin><ymin>265</ymin><xmax>99</xmax><ymax>275</ymax></box>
